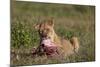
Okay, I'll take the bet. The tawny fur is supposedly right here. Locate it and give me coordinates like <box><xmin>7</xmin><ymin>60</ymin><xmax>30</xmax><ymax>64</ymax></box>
<box><xmin>34</xmin><ymin>19</ymin><xmax>79</xmax><ymax>57</ymax></box>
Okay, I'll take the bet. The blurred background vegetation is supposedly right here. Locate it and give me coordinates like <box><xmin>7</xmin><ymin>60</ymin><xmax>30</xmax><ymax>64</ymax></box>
<box><xmin>11</xmin><ymin>1</ymin><xmax>95</xmax><ymax>66</ymax></box>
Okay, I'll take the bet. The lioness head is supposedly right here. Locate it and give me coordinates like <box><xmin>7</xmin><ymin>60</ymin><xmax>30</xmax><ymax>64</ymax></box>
<box><xmin>34</xmin><ymin>19</ymin><xmax>55</xmax><ymax>42</ymax></box>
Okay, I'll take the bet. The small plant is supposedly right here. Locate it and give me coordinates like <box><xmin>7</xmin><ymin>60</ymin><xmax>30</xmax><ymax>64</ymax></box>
<box><xmin>11</xmin><ymin>20</ymin><xmax>40</xmax><ymax>48</ymax></box>
<box><xmin>56</xmin><ymin>27</ymin><xmax>74</xmax><ymax>39</ymax></box>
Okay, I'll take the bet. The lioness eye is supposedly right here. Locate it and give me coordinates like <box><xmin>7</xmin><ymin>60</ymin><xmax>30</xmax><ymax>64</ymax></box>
<box><xmin>46</xmin><ymin>29</ymin><xmax>49</xmax><ymax>31</ymax></box>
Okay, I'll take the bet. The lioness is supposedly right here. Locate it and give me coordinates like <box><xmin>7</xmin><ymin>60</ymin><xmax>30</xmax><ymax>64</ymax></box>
<box><xmin>34</xmin><ymin>19</ymin><xmax>79</xmax><ymax>58</ymax></box>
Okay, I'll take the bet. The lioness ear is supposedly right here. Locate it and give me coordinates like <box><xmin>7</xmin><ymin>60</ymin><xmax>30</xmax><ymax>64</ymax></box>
<box><xmin>48</xmin><ymin>19</ymin><xmax>54</xmax><ymax>27</ymax></box>
<box><xmin>33</xmin><ymin>24</ymin><xmax>40</xmax><ymax>30</ymax></box>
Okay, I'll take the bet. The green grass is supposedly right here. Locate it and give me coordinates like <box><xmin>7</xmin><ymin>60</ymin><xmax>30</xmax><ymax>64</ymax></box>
<box><xmin>11</xmin><ymin>1</ymin><xmax>95</xmax><ymax>66</ymax></box>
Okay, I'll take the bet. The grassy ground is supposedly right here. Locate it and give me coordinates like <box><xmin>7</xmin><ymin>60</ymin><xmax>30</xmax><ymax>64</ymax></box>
<box><xmin>11</xmin><ymin>1</ymin><xmax>95</xmax><ymax>66</ymax></box>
